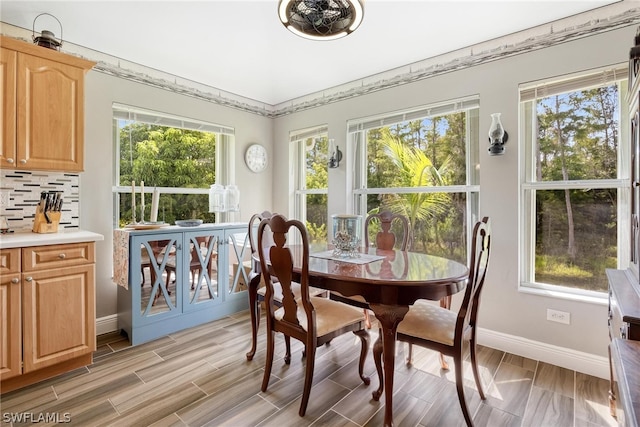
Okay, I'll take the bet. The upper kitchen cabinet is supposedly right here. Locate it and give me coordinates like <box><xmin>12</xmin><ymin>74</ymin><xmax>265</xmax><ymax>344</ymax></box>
<box><xmin>0</xmin><ymin>36</ymin><xmax>95</xmax><ymax>172</ymax></box>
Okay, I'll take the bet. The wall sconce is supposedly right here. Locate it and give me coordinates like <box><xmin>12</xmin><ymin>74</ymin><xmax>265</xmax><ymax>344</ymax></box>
<box><xmin>488</xmin><ymin>113</ymin><xmax>509</xmax><ymax>156</ymax></box>
<box><xmin>328</xmin><ymin>139</ymin><xmax>343</xmax><ymax>168</ymax></box>
<box><xmin>209</xmin><ymin>184</ymin><xmax>240</xmax><ymax>213</ymax></box>
<box><xmin>32</xmin><ymin>13</ymin><xmax>63</xmax><ymax>51</ymax></box>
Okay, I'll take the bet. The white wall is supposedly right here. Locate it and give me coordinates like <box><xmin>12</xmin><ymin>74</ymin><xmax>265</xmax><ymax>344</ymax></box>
<box><xmin>74</xmin><ymin>20</ymin><xmax>636</xmax><ymax>368</ymax></box>
<box><xmin>82</xmin><ymin>73</ymin><xmax>272</xmax><ymax>318</ymax></box>
<box><xmin>272</xmin><ymin>24</ymin><xmax>637</xmax><ymax>359</ymax></box>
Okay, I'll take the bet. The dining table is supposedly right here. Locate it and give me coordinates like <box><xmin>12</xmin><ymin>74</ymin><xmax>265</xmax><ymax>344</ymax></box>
<box><xmin>248</xmin><ymin>244</ymin><xmax>469</xmax><ymax>427</ymax></box>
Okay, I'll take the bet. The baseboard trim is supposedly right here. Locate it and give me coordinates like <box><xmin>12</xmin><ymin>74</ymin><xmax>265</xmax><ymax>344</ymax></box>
<box><xmin>477</xmin><ymin>327</ymin><xmax>609</xmax><ymax>379</ymax></box>
<box><xmin>95</xmin><ymin>314</ymin><xmax>609</xmax><ymax>379</ymax></box>
<box><xmin>96</xmin><ymin>314</ymin><xmax>119</xmax><ymax>336</ymax></box>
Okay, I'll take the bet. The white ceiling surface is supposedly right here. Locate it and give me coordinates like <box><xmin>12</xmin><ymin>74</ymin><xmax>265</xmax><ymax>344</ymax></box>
<box><xmin>0</xmin><ymin>0</ymin><xmax>622</xmax><ymax>105</ymax></box>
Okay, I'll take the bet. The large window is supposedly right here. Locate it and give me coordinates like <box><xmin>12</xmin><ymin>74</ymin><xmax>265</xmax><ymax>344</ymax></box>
<box><xmin>293</xmin><ymin>125</ymin><xmax>329</xmax><ymax>243</ymax></box>
<box><xmin>113</xmin><ymin>104</ymin><xmax>235</xmax><ymax>227</ymax></box>
<box><xmin>520</xmin><ymin>66</ymin><xmax>628</xmax><ymax>296</ymax></box>
<box><xmin>350</xmin><ymin>97</ymin><xmax>480</xmax><ymax>264</ymax></box>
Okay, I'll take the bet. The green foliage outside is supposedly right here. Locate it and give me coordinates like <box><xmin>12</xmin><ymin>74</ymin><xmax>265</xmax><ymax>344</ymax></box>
<box><xmin>117</xmin><ymin>122</ymin><xmax>217</xmax><ymax>227</ymax></box>
<box><xmin>304</xmin><ymin>137</ymin><xmax>329</xmax><ymax>243</ymax></box>
<box><xmin>534</xmin><ymin>85</ymin><xmax>619</xmax><ymax>291</ymax></box>
<box><xmin>363</xmin><ymin>113</ymin><xmax>470</xmax><ymax>264</ymax></box>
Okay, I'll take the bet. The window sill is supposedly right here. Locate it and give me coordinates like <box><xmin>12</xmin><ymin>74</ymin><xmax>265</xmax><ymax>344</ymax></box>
<box><xmin>518</xmin><ymin>283</ymin><xmax>608</xmax><ymax>306</ymax></box>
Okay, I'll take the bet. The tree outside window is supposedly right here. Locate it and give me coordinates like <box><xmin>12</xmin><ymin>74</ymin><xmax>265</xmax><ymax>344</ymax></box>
<box><xmin>113</xmin><ymin>105</ymin><xmax>233</xmax><ymax>228</ymax></box>
<box><xmin>294</xmin><ymin>130</ymin><xmax>328</xmax><ymax>243</ymax></box>
<box><xmin>521</xmin><ymin>68</ymin><xmax>627</xmax><ymax>294</ymax></box>
<box><xmin>352</xmin><ymin>99</ymin><xmax>480</xmax><ymax>264</ymax></box>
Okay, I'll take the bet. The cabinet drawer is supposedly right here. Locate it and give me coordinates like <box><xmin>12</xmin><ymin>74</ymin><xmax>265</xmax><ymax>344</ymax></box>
<box><xmin>22</xmin><ymin>242</ymin><xmax>95</xmax><ymax>272</ymax></box>
<box><xmin>0</xmin><ymin>248</ymin><xmax>20</xmax><ymax>275</ymax></box>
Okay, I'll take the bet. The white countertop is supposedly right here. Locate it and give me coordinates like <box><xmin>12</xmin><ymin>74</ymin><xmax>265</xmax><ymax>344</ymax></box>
<box><xmin>0</xmin><ymin>229</ymin><xmax>104</xmax><ymax>249</ymax></box>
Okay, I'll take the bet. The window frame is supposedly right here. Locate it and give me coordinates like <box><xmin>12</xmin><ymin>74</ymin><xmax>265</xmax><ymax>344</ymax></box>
<box><xmin>348</xmin><ymin>96</ymin><xmax>481</xmax><ymax>258</ymax></box>
<box><xmin>112</xmin><ymin>103</ymin><xmax>236</xmax><ymax>227</ymax></box>
<box><xmin>292</xmin><ymin>125</ymin><xmax>329</xmax><ymax>226</ymax></box>
<box><xmin>519</xmin><ymin>65</ymin><xmax>629</xmax><ymax>301</ymax></box>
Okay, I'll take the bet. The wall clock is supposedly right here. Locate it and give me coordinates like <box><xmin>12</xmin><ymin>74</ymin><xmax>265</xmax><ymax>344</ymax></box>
<box><xmin>245</xmin><ymin>143</ymin><xmax>268</xmax><ymax>173</ymax></box>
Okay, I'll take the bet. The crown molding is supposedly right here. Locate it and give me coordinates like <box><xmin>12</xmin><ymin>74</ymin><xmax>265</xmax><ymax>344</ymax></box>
<box><xmin>2</xmin><ymin>5</ymin><xmax>638</xmax><ymax>119</ymax></box>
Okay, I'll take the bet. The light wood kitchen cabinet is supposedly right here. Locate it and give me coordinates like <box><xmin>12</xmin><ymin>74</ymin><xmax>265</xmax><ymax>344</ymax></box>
<box><xmin>0</xmin><ymin>36</ymin><xmax>95</xmax><ymax>172</ymax></box>
<box><xmin>0</xmin><ymin>248</ymin><xmax>22</xmax><ymax>380</ymax></box>
<box><xmin>0</xmin><ymin>242</ymin><xmax>96</xmax><ymax>392</ymax></box>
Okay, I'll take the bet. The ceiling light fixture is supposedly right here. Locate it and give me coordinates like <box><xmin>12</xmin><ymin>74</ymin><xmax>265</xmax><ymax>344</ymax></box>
<box><xmin>278</xmin><ymin>0</ymin><xmax>364</xmax><ymax>41</ymax></box>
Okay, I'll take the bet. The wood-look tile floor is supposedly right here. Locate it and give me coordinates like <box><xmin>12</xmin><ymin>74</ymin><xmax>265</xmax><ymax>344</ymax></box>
<box><xmin>1</xmin><ymin>310</ymin><xmax>617</xmax><ymax>427</ymax></box>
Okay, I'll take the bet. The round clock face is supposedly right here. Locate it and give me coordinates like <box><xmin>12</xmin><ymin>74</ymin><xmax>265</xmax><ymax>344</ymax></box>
<box><xmin>245</xmin><ymin>144</ymin><xmax>268</xmax><ymax>173</ymax></box>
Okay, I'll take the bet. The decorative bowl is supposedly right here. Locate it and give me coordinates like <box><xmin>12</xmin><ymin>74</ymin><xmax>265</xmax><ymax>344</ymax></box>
<box><xmin>175</xmin><ymin>219</ymin><xmax>203</xmax><ymax>227</ymax></box>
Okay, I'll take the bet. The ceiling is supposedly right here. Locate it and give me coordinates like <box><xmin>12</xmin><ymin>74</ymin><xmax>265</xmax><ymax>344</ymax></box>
<box><xmin>0</xmin><ymin>0</ymin><xmax>622</xmax><ymax>106</ymax></box>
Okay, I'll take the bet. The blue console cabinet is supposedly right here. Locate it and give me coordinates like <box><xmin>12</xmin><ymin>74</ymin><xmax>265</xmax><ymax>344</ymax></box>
<box><xmin>116</xmin><ymin>223</ymin><xmax>250</xmax><ymax>345</ymax></box>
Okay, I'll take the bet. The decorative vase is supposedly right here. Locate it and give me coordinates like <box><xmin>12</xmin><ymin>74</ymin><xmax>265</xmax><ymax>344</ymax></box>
<box><xmin>331</xmin><ymin>214</ymin><xmax>362</xmax><ymax>258</ymax></box>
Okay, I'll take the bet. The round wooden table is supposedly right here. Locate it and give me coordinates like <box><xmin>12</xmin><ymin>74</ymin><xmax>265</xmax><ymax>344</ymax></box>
<box><xmin>247</xmin><ymin>245</ymin><xmax>469</xmax><ymax>427</ymax></box>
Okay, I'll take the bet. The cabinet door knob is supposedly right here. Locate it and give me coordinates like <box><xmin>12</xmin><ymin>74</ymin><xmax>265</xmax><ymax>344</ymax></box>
<box><xmin>11</xmin><ymin>277</ymin><xmax>19</xmax><ymax>284</ymax></box>
<box><xmin>25</xmin><ymin>276</ymin><xmax>33</xmax><ymax>282</ymax></box>
<box><xmin>6</xmin><ymin>158</ymin><xmax>14</xmax><ymax>164</ymax></box>
<box><xmin>59</xmin><ymin>253</ymin><xmax>66</xmax><ymax>259</ymax></box>
<box><xmin>19</xmin><ymin>159</ymin><xmax>27</xmax><ymax>164</ymax></box>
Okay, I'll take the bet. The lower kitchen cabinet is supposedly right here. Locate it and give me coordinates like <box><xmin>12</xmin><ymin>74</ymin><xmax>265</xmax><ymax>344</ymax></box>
<box><xmin>116</xmin><ymin>223</ymin><xmax>250</xmax><ymax>345</ymax></box>
<box><xmin>0</xmin><ymin>242</ymin><xmax>96</xmax><ymax>393</ymax></box>
<box><xmin>0</xmin><ymin>248</ymin><xmax>22</xmax><ymax>380</ymax></box>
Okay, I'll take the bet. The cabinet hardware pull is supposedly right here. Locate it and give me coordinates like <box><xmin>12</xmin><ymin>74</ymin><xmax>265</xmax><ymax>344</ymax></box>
<box><xmin>58</xmin><ymin>253</ymin><xmax>66</xmax><ymax>259</ymax></box>
<box><xmin>19</xmin><ymin>159</ymin><xmax>26</xmax><ymax>164</ymax></box>
<box><xmin>6</xmin><ymin>158</ymin><xmax>14</xmax><ymax>164</ymax></box>
<box><xmin>11</xmin><ymin>277</ymin><xmax>19</xmax><ymax>284</ymax></box>
<box><xmin>25</xmin><ymin>276</ymin><xmax>33</xmax><ymax>282</ymax></box>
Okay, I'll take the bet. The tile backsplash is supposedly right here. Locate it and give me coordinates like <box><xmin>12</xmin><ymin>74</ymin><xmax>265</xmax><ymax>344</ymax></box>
<box><xmin>0</xmin><ymin>170</ymin><xmax>80</xmax><ymax>231</ymax></box>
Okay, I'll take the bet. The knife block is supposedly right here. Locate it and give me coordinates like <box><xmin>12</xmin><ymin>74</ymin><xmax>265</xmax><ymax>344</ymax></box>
<box><xmin>32</xmin><ymin>211</ymin><xmax>61</xmax><ymax>233</ymax></box>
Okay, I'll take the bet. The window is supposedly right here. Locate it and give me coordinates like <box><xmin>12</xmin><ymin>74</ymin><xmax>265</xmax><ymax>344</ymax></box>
<box><xmin>520</xmin><ymin>66</ymin><xmax>628</xmax><ymax>296</ymax></box>
<box><xmin>293</xmin><ymin>125</ymin><xmax>329</xmax><ymax>243</ymax></box>
<box><xmin>350</xmin><ymin>97</ymin><xmax>480</xmax><ymax>264</ymax></box>
<box><xmin>112</xmin><ymin>104</ymin><xmax>235</xmax><ymax>227</ymax></box>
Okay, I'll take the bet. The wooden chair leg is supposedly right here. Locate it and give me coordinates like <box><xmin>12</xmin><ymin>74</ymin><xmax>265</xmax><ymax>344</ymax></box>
<box><xmin>439</xmin><ymin>296</ymin><xmax>452</xmax><ymax>370</ymax></box>
<box><xmin>470</xmin><ymin>334</ymin><xmax>485</xmax><ymax>399</ymax></box>
<box><xmin>372</xmin><ymin>330</ymin><xmax>384</xmax><ymax>401</ymax></box>
<box><xmin>299</xmin><ymin>343</ymin><xmax>316</xmax><ymax>417</ymax></box>
<box><xmin>284</xmin><ymin>335</ymin><xmax>292</xmax><ymax>364</ymax></box>
<box><xmin>353</xmin><ymin>329</ymin><xmax>371</xmax><ymax>385</ymax></box>
<box><xmin>454</xmin><ymin>354</ymin><xmax>474</xmax><ymax>427</ymax></box>
<box><xmin>439</xmin><ymin>352</ymin><xmax>450</xmax><ymax>370</ymax></box>
<box><xmin>261</xmin><ymin>330</ymin><xmax>275</xmax><ymax>393</ymax></box>
<box><xmin>406</xmin><ymin>343</ymin><xmax>414</xmax><ymax>365</ymax></box>
<box><xmin>246</xmin><ymin>274</ymin><xmax>262</xmax><ymax>361</ymax></box>
<box><xmin>364</xmin><ymin>309</ymin><xmax>371</xmax><ymax>329</ymax></box>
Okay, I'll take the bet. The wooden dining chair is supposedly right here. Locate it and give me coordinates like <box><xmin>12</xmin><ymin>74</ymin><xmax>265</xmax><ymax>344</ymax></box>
<box><xmin>257</xmin><ymin>213</ymin><xmax>370</xmax><ymax>416</ymax></box>
<box><xmin>245</xmin><ymin>211</ymin><xmax>325</xmax><ymax>361</ymax></box>
<box><xmin>372</xmin><ymin>216</ymin><xmax>491</xmax><ymax>427</ymax></box>
<box><xmin>331</xmin><ymin>210</ymin><xmax>410</xmax><ymax>327</ymax></box>
<box><xmin>364</xmin><ymin>210</ymin><xmax>410</xmax><ymax>251</ymax></box>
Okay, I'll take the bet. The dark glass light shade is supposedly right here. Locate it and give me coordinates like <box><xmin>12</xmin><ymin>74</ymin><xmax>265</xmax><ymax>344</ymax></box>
<box><xmin>278</xmin><ymin>0</ymin><xmax>364</xmax><ymax>41</ymax></box>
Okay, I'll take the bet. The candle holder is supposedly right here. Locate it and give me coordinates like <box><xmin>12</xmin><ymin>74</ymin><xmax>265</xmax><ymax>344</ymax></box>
<box><xmin>331</xmin><ymin>214</ymin><xmax>362</xmax><ymax>258</ymax></box>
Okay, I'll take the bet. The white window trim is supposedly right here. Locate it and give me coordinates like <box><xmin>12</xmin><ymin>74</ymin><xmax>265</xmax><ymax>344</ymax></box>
<box><xmin>349</xmin><ymin>96</ymin><xmax>481</xmax><ymax>257</ymax></box>
<box><xmin>518</xmin><ymin>66</ymin><xmax>628</xmax><ymax>301</ymax></box>
<box><xmin>112</xmin><ymin>104</ymin><xmax>235</xmax><ymax>225</ymax></box>
<box><xmin>292</xmin><ymin>125</ymin><xmax>329</xmax><ymax>224</ymax></box>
